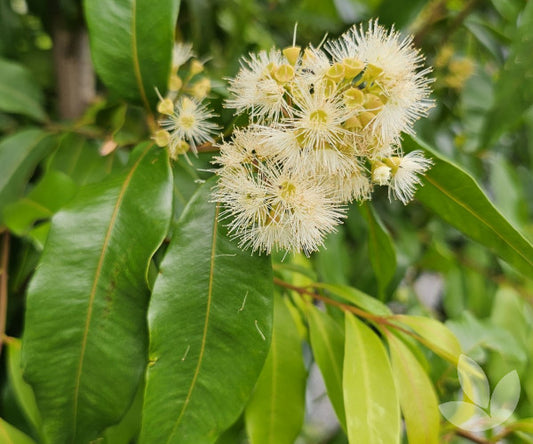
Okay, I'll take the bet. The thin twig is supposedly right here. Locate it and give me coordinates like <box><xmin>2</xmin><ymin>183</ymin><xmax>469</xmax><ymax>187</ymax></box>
<box><xmin>196</xmin><ymin>141</ymin><xmax>219</xmax><ymax>153</ymax></box>
<box><xmin>456</xmin><ymin>429</ymin><xmax>491</xmax><ymax>444</ymax></box>
<box><xmin>0</xmin><ymin>232</ymin><xmax>10</xmax><ymax>357</ymax></box>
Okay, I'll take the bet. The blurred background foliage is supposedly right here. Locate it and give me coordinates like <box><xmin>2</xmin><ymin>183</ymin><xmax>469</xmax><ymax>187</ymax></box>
<box><xmin>1</xmin><ymin>0</ymin><xmax>533</xmax><ymax>443</ymax></box>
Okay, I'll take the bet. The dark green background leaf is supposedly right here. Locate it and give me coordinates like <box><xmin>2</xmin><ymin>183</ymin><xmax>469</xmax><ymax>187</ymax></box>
<box><xmin>84</xmin><ymin>0</ymin><xmax>181</xmax><ymax>110</ymax></box>
<box><xmin>141</xmin><ymin>180</ymin><xmax>273</xmax><ymax>444</ymax></box>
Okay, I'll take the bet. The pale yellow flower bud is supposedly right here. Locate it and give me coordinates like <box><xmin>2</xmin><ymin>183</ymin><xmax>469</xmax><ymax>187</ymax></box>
<box><xmin>169</xmin><ymin>74</ymin><xmax>183</xmax><ymax>91</ymax></box>
<box><xmin>273</xmin><ymin>64</ymin><xmax>295</xmax><ymax>83</ymax></box>
<box><xmin>364</xmin><ymin>93</ymin><xmax>384</xmax><ymax>111</ymax></box>
<box><xmin>371</xmin><ymin>161</ymin><xmax>391</xmax><ymax>185</ymax></box>
<box><xmin>190</xmin><ymin>59</ymin><xmax>204</xmax><ymax>76</ymax></box>
<box><xmin>168</xmin><ymin>139</ymin><xmax>190</xmax><ymax>159</ymax></box>
<box><xmin>153</xmin><ymin>129</ymin><xmax>170</xmax><ymax>147</ymax></box>
<box><xmin>359</xmin><ymin>111</ymin><xmax>376</xmax><ymax>127</ymax></box>
<box><xmin>157</xmin><ymin>98</ymin><xmax>174</xmax><ymax>115</ymax></box>
<box><xmin>326</xmin><ymin>62</ymin><xmax>345</xmax><ymax>82</ymax></box>
<box><xmin>343</xmin><ymin>87</ymin><xmax>365</xmax><ymax>107</ymax></box>
<box><xmin>191</xmin><ymin>77</ymin><xmax>211</xmax><ymax>99</ymax></box>
<box><xmin>343</xmin><ymin>57</ymin><xmax>365</xmax><ymax>79</ymax></box>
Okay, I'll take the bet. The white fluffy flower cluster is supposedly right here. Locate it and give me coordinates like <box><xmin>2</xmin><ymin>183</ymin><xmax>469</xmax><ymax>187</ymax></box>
<box><xmin>214</xmin><ymin>20</ymin><xmax>434</xmax><ymax>255</ymax></box>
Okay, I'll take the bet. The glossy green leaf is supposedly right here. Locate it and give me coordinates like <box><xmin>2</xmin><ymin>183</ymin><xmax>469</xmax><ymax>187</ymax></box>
<box><xmin>314</xmin><ymin>282</ymin><xmax>391</xmax><ymax>316</ymax></box>
<box><xmin>307</xmin><ymin>306</ymin><xmax>346</xmax><ymax>429</ymax></box>
<box><xmin>344</xmin><ymin>314</ymin><xmax>400</xmax><ymax>444</ymax></box>
<box><xmin>21</xmin><ymin>143</ymin><xmax>173</xmax><ymax>444</ymax></box>
<box><xmin>245</xmin><ymin>295</ymin><xmax>306</xmax><ymax>444</ymax></box>
<box><xmin>0</xmin><ymin>419</ymin><xmax>36</xmax><ymax>444</ymax></box>
<box><xmin>102</xmin><ymin>383</ymin><xmax>144</xmax><ymax>444</ymax></box>
<box><xmin>6</xmin><ymin>339</ymin><xmax>41</xmax><ymax>433</ymax></box>
<box><xmin>394</xmin><ymin>315</ymin><xmax>462</xmax><ymax>364</ymax></box>
<box><xmin>84</xmin><ymin>0</ymin><xmax>181</xmax><ymax>110</ymax></box>
<box><xmin>360</xmin><ymin>202</ymin><xmax>397</xmax><ymax>299</ymax></box>
<box><xmin>141</xmin><ymin>181</ymin><xmax>273</xmax><ymax>444</ymax></box>
<box><xmin>387</xmin><ymin>332</ymin><xmax>440</xmax><ymax>444</ymax></box>
<box><xmin>4</xmin><ymin>171</ymin><xmax>77</xmax><ymax>236</ymax></box>
<box><xmin>46</xmin><ymin>133</ymin><xmax>126</xmax><ymax>186</ymax></box>
<box><xmin>404</xmin><ymin>136</ymin><xmax>533</xmax><ymax>278</ymax></box>
<box><xmin>0</xmin><ymin>130</ymin><xmax>55</xmax><ymax>225</ymax></box>
<box><xmin>0</xmin><ymin>58</ymin><xmax>47</xmax><ymax>122</ymax></box>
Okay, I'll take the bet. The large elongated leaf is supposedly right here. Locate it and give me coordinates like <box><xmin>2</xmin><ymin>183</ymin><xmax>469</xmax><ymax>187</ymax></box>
<box><xmin>84</xmin><ymin>0</ymin><xmax>181</xmax><ymax>110</ymax></box>
<box><xmin>21</xmin><ymin>143</ymin><xmax>173</xmax><ymax>444</ymax></box>
<box><xmin>0</xmin><ymin>58</ymin><xmax>47</xmax><ymax>122</ymax></box>
<box><xmin>140</xmin><ymin>181</ymin><xmax>273</xmax><ymax>444</ymax></box>
<box><xmin>387</xmin><ymin>332</ymin><xmax>440</xmax><ymax>444</ymax></box>
<box><xmin>405</xmin><ymin>136</ymin><xmax>533</xmax><ymax>277</ymax></box>
<box><xmin>307</xmin><ymin>306</ymin><xmax>346</xmax><ymax>429</ymax></box>
<box><xmin>245</xmin><ymin>295</ymin><xmax>307</xmax><ymax>444</ymax></box>
<box><xmin>0</xmin><ymin>130</ymin><xmax>55</xmax><ymax>225</ymax></box>
<box><xmin>344</xmin><ymin>314</ymin><xmax>400</xmax><ymax>444</ymax></box>
<box><xmin>0</xmin><ymin>419</ymin><xmax>36</xmax><ymax>444</ymax></box>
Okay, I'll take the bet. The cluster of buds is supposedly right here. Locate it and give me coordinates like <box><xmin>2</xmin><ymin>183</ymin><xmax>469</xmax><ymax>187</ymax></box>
<box><xmin>434</xmin><ymin>45</ymin><xmax>475</xmax><ymax>90</ymax></box>
<box><xmin>213</xmin><ymin>20</ymin><xmax>434</xmax><ymax>255</ymax></box>
<box><xmin>153</xmin><ymin>43</ymin><xmax>218</xmax><ymax>159</ymax></box>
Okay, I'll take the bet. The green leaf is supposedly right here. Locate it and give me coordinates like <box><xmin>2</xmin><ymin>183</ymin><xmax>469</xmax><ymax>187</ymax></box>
<box><xmin>314</xmin><ymin>282</ymin><xmax>391</xmax><ymax>316</ymax></box>
<box><xmin>387</xmin><ymin>332</ymin><xmax>440</xmax><ymax>444</ymax></box>
<box><xmin>508</xmin><ymin>418</ymin><xmax>533</xmax><ymax>434</ymax></box>
<box><xmin>46</xmin><ymin>133</ymin><xmax>127</xmax><ymax>186</ymax></box>
<box><xmin>0</xmin><ymin>58</ymin><xmax>47</xmax><ymax>122</ymax></box>
<box><xmin>0</xmin><ymin>419</ymin><xmax>36</xmax><ymax>444</ymax></box>
<box><xmin>84</xmin><ymin>0</ymin><xmax>181</xmax><ymax>110</ymax></box>
<box><xmin>359</xmin><ymin>202</ymin><xmax>397</xmax><ymax>299</ymax></box>
<box><xmin>394</xmin><ymin>315</ymin><xmax>462</xmax><ymax>364</ymax></box>
<box><xmin>245</xmin><ymin>295</ymin><xmax>306</xmax><ymax>444</ymax></box>
<box><xmin>4</xmin><ymin>171</ymin><xmax>77</xmax><ymax>236</ymax></box>
<box><xmin>307</xmin><ymin>306</ymin><xmax>346</xmax><ymax>429</ymax></box>
<box><xmin>6</xmin><ymin>339</ymin><xmax>41</xmax><ymax>433</ymax></box>
<box><xmin>140</xmin><ymin>181</ymin><xmax>273</xmax><ymax>444</ymax></box>
<box><xmin>0</xmin><ymin>130</ymin><xmax>55</xmax><ymax>225</ymax></box>
<box><xmin>344</xmin><ymin>314</ymin><xmax>400</xmax><ymax>444</ymax></box>
<box><xmin>102</xmin><ymin>383</ymin><xmax>144</xmax><ymax>444</ymax></box>
<box><xmin>404</xmin><ymin>135</ymin><xmax>533</xmax><ymax>278</ymax></box>
<box><xmin>21</xmin><ymin>143</ymin><xmax>173</xmax><ymax>444</ymax></box>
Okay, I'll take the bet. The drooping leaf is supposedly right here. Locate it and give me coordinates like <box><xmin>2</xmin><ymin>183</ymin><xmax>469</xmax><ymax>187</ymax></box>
<box><xmin>6</xmin><ymin>339</ymin><xmax>41</xmax><ymax>434</ymax></box>
<box><xmin>307</xmin><ymin>306</ymin><xmax>346</xmax><ymax>429</ymax></box>
<box><xmin>84</xmin><ymin>0</ymin><xmax>181</xmax><ymax>110</ymax></box>
<box><xmin>394</xmin><ymin>314</ymin><xmax>462</xmax><ymax>364</ymax></box>
<box><xmin>359</xmin><ymin>202</ymin><xmax>397</xmax><ymax>299</ymax></box>
<box><xmin>404</xmin><ymin>135</ymin><xmax>533</xmax><ymax>278</ymax></box>
<box><xmin>0</xmin><ymin>419</ymin><xmax>36</xmax><ymax>444</ymax></box>
<box><xmin>0</xmin><ymin>130</ymin><xmax>55</xmax><ymax>225</ymax></box>
<box><xmin>387</xmin><ymin>332</ymin><xmax>440</xmax><ymax>444</ymax></box>
<box><xmin>245</xmin><ymin>295</ymin><xmax>306</xmax><ymax>444</ymax></box>
<box><xmin>0</xmin><ymin>58</ymin><xmax>47</xmax><ymax>122</ymax></box>
<box><xmin>21</xmin><ymin>143</ymin><xmax>173</xmax><ymax>444</ymax></box>
<box><xmin>3</xmin><ymin>171</ymin><xmax>77</xmax><ymax>236</ymax></box>
<box><xmin>140</xmin><ymin>180</ymin><xmax>273</xmax><ymax>444</ymax></box>
<box><xmin>344</xmin><ymin>314</ymin><xmax>400</xmax><ymax>444</ymax></box>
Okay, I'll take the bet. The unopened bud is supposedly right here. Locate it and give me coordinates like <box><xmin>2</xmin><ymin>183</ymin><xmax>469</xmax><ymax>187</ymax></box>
<box><xmin>343</xmin><ymin>57</ymin><xmax>365</xmax><ymax>79</ymax></box>
<box><xmin>169</xmin><ymin>74</ymin><xmax>182</xmax><ymax>91</ymax></box>
<box><xmin>364</xmin><ymin>93</ymin><xmax>384</xmax><ymax>111</ymax></box>
<box><xmin>153</xmin><ymin>130</ymin><xmax>170</xmax><ymax>147</ymax></box>
<box><xmin>157</xmin><ymin>98</ymin><xmax>174</xmax><ymax>115</ymax></box>
<box><xmin>343</xmin><ymin>87</ymin><xmax>365</xmax><ymax>107</ymax></box>
<box><xmin>190</xmin><ymin>59</ymin><xmax>204</xmax><ymax>76</ymax></box>
<box><xmin>343</xmin><ymin>116</ymin><xmax>362</xmax><ymax>130</ymax></box>
<box><xmin>169</xmin><ymin>139</ymin><xmax>190</xmax><ymax>159</ymax></box>
<box><xmin>191</xmin><ymin>77</ymin><xmax>211</xmax><ymax>99</ymax></box>
<box><xmin>359</xmin><ymin>111</ymin><xmax>376</xmax><ymax>127</ymax></box>
<box><xmin>363</xmin><ymin>63</ymin><xmax>383</xmax><ymax>82</ymax></box>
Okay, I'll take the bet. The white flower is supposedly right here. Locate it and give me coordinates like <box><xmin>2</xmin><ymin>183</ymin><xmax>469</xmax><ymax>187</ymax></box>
<box><xmin>327</xmin><ymin>167</ymin><xmax>372</xmax><ymax>203</ymax></box>
<box><xmin>160</xmin><ymin>97</ymin><xmax>218</xmax><ymax>154</ymax></box>
<box><xmin>226</xmin><ymin>49</ymin><xmax>290</xmax><ymax>122</ymax></box>
<box><xmin>213</xmin><ymin>127</ymin><xmax>276</xmax><ymax>167</ymax></box>
<box><xmin>328</xmin><ymin>20</ymin><xmax>433</xmax><ymax>142</ymax></box>
<box><xmin>387</xmin><ymin>150</ymin><xmax>433</xmax><ymax>204</ymax></box>
<box><xmin>214</xmin><ymin>160</ymin><xmax>345</xmax><ymax>255</ymax></box>
<box><xmin>172</xmin><ymin>42</ymin><xmax>193</xmax><ymax>69</ymax></box>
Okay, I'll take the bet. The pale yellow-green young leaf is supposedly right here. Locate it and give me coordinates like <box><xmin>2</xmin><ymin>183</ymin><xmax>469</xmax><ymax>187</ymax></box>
<box><xmin>387</xmin><ymin>332</ymin><xmax>440</xmax><ymax>444</ymax></box>
<box><xmin>394</xmin><ymin>315</ymin><xmax>462</xmax><ymax>364</ymax></box>
<box><xmin>0</xmin><ymin>418</ymin><xmax>36</xmax><ymax>444</ymax></box>
<box><xmin>344</xmin><ymin>313</ymin><xmax>400</xmax><ymax>444</ymax></box>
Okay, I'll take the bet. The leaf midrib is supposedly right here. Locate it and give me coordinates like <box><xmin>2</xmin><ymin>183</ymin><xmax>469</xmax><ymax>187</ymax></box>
<box><xmin>166</xmin><ymin>204</ymin><xmax>220</xmax><ymax>443</ymax></box>
<box><xmin>70</xmin><ymin>144</ymin><xmax>152</xmax><ymax>441</ymax></box>
<box><xmin>130</xmin><ymin>0</ymin><xmax>151</xmax><ymax>114</ymax></box>
<box><xmin>425</xmin><ymin>174</ymin><xmax>533</xmax><ymax>269</ymax></box>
